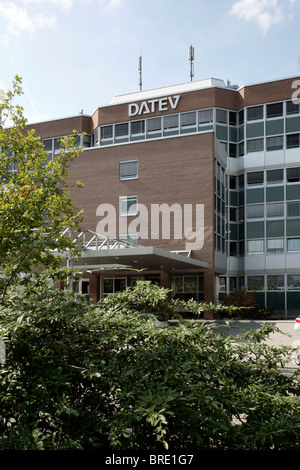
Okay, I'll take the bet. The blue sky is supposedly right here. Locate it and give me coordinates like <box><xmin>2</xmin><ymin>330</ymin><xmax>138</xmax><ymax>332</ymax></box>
<box><xmin>0</xmin><ymin>0</ymin><xmax>299</xmax><ymax>123</ymax></box>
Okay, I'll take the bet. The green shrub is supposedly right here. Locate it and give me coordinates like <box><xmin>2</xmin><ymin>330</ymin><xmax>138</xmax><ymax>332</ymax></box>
<box><xmin>0</xmin><ymin>283</ymin><xmax>299</xmax><ymax>450</ymax></box>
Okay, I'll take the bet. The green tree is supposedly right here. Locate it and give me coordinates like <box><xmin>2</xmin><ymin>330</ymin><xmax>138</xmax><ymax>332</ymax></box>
<box><xmin>0</xmin><ymin>76</ymin><xmax>83</xmax><ymax>299</ymax></box>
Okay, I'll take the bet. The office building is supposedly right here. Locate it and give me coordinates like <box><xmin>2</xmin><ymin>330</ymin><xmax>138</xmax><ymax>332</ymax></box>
<box><xmin>27</xmin><ymin>74</ymin><xmax>300</xmax><ymax>318</ymax></box>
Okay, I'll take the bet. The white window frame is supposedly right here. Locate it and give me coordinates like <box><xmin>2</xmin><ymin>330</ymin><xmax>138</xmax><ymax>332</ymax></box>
<box><xmin>120</xmin><ymin>160</ymin><xmax>138</xmax><ymax>180</ymax></box>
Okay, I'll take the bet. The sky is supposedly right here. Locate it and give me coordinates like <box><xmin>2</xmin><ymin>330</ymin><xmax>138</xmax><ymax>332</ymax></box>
<box><xmin>0</xmin><ymin>0</ymin><xmax>300</xmax><ymax>124</ymax></box>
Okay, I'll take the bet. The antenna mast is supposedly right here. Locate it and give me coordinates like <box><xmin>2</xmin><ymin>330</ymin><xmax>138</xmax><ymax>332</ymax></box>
<box><xmin>189</xmin><ymin>45</ymin><xmax>194</xmax><ymax>81</ymax></box>
<box><xmin>138</xmin><ymin>56</ymin><xmax>142</xmax><ymax>91</ymax></box>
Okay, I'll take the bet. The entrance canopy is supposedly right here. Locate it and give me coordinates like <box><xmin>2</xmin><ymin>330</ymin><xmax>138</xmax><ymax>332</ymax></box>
<box><xmin>61</xmin><ymin>229</ymin><xmax>208</xmax><ymax>272</ymax></box>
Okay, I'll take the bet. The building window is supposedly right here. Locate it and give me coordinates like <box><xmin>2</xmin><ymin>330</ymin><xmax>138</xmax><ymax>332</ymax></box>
<box><xmin>287</xmin><ymin>201</ymin><xmax>300</xmax><ymax>218</ymax></box>
<box><xmin>267</xmin><ymin>169</ymin><xmax>283</xmax><ymax>184</ymax></box>
<box><xmin>247</xmin><ymin>105</ymin><xmax>263</xmax><ymax>121</ymax></box>
<box><xmin>171</xmin><ymin>275</ymin><xmax>204</xmax><ymax>302</ymax></box>
<box><xmin>266</xmin><ymin>202</ymin><xmax>284</xmax><ymax>217</ymax></box>
<box><xmin>163</xmin><ymin>114</ymin><xmax>179</xmax><ymax>130</ymax></box>
<box><xmin>229</xmin><ymin>175</ymin><xmax>237</xmax><ymax>189</ymax></box>
<box><xmin>115</xmin><ymin>123</ymin><xmax>129</xmax><ymax>138</ymax></box>
<box><xmin>181</xmin><ymin>111</ymin><xmax>196</xmax><ymax>127</ymax></box>
<box><xmin>101</xmin><ymin>125</ymin><xmax>113</xmax><ymax>140</ymax></box>
<box><xmin>238</xmin><ymin>141</ymin><xmax>245</xmax><ymax>157</ymax></box>
<box><xmin>43</xmin><ymin>139</ymin><xmax>53</xmax><ymax>152</ymax></box>
<box><xmin>286</xmin><ymin>100</ymin><xmax>299</xmax><ymax>115</ymax></box>
<box><xmin>266</xmin><ymin>102</ymin><xmax>283</xmax><ymax>118</ymax></box>
<box><xmin>119</xmin><ymin>196</ymin><xmax>138</xmax><ymax>216</ymax></box>
<box><xmin>287</xmin><ymin>133</ymin><xmax>300</xmax><ymax>149</ymax></box>
<box><xmin>120</xmin><ymin>160</ymin><xmax>138</xmax><ymax>180</ymax></box>
<box><xmin>198</xmin><ymin>109</ymin><xmax>213</xmax><ymax>124</ymax></box>
<box><xmin>267</xmin><ymin>238</ymin><xmax>284</xmax><ymax>254</ymax></box>
<box><xmin>247</xmin><ymin>239</ymin><xmax>264</xmax><ymax>254</ymax></box>
<box><xmin>219</xmin><ymin>277</ymin><xmax>226</xmax><ymax>292</ymax></box>
<box><xmin>147</xmin><ymin>117</ymin><xmax>161</xmax><ymax>132</ymax></box>
<box><xmin>247</xmin><ymin>138</ymin><xmax>264</xmax><ymax>153</ymax></box>
<box><xmin>287</xmin><ymin>238</ymin><xmax>300</xmax><ymax>252</ymax></box>
<box><xmin>130</xmin><ymin>120</ymin><xmax>145</xmax><ymax>135</ymax></box>
<box><xmin>267</xmin><ymin>275</ymin><xmax>284</xmax><ymax>290</ymax></box>
<box><xmin>229</xmin><ymin>111</ymin><xmax>237</xmax><ymax>126</ymax></box>
<box><xmin>286</xmin><ymin>167</ymin><xmax>300</xmax><ymax>183</ymax></box>
<box><xmin>247</xmin><ymin>171</ymin><xmax>264</xmax><ymax>185</ymax></box>
<box><xmin>287</xmin><ymin>274</ymin><xmax>300</xmax><ymax>290</ymax></box>
<box><xmin>247</xmin><ymin>275</ymin><xmax>264</xmax><ymax>290</ymax></box>
<box><xmin>103</xmin><ymin>278</ymin><xmax>127</xmax><ymax>297</ymax></box>
<box><xmin>247</xmin><ymin>204</ymin><xmax>264</xmax><ymax>218</ymax></box>
<box><xmin>216</xmin><ymin>109</ymin><xmax>227</xmax><ymax>124</ymax></box>
<box><xmin>238</xmin><ymin>109</ymin><xmax>244</xmax><ymax>125</ymax></box>
<box><xmin>267</xmin><ymin>136</ymin><xmax>283</xmax><ymax>151</ymax></box>
<box><xmin>229</xmin><ymin>143</ymin><xmax>237</xmax><ymax>158</ymax></box>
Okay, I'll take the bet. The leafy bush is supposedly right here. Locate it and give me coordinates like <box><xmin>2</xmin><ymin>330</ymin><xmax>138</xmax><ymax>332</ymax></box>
<box><xmin>220</xmin><ymin>289</ymin><xmax>273</xmax><ymax>319</ymax></box>
<box><xmin>0</xmin><ymin>283</ymin><xmax>299</xmax><ymax>450</ymax></box>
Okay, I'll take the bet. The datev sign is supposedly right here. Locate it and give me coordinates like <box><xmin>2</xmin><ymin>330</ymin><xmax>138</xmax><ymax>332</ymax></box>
<box><xmin>128</xmin><ymin>95</ymin><xmax>181</xmax><ymax>117</ymax></box>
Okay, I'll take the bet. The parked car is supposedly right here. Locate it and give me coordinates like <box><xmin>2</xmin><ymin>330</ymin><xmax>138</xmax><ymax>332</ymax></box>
<box><xmin>294</xmin><ymin>316</ymin><xmax>300</xmax><ymax>331</ymax></box>
<box><xmin>140</xmin><ymin>312</ymin><xmax>170</xmax><ymax>327</ymax></box>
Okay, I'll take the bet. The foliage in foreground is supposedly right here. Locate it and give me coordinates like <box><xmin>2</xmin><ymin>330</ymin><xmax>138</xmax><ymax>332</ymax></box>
<box><xmin>0</xmin><ymin>76</ymin><xmax>83</xmax><ymax>300</ymax></box>
<box><xmin>0</xmin><ymin>283</ymin><xmax>299</xmax><ymax>451</ymax></box>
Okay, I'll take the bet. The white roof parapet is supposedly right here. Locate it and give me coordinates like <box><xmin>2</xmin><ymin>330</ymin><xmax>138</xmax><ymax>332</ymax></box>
<box><xmin>110</xmin><ymin>78</ymin><xmax>227</xmax><ymax>105</ymax></box>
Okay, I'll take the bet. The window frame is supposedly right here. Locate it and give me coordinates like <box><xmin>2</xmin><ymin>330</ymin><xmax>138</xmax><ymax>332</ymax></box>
<box><xmin>119</xmin><ymin>160</ymin><xmax>138</xmax><ymax>181</ymax></box>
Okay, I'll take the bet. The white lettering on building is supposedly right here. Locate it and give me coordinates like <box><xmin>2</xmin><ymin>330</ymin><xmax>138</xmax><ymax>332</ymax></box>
<box><xmin>128</xmin><ymin>95</ymin><xmax>181</xmax><ymax>117</ymax></box>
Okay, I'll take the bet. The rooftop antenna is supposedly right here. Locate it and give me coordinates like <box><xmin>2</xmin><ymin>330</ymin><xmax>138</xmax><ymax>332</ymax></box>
<box><xmin>189</xmin><ymin>45</ymin><xmax>194</xmax><ymax>81</ymax></box>
<box><xmin>138</xmin><ymin>56</ymin><xmax>142</xmax><ymax>91</ymax></box>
